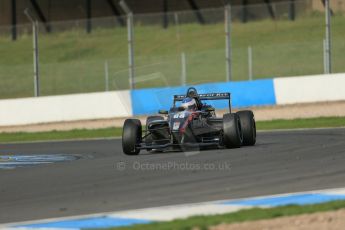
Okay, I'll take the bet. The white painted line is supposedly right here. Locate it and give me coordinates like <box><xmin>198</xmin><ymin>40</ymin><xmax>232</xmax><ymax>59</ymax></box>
<box><xmin>111</xmin><ymin>204</ymin><xmax>251</xmax><ymax>221</ymax></box>
<box><xmin>2</xmin><ymin>187</ymin><xmax>345</xmax><ymax>229</ymax></box>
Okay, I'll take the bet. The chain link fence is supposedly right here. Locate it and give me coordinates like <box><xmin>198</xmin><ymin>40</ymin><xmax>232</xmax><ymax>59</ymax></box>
<box><xmin>0</xmin><ymin>0</ymin><xmax>344</xmax><ymax>99</ymax></box>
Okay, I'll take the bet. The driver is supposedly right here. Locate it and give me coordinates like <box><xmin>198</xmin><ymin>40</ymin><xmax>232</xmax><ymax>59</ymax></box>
<box><xmin>181</xmin><ymin>97</ymin><xmax>197</xmax><ymax>111</ymax></box>
<box><xmin>186</xmin><ymin>88</ymin><xmax>203</xmax><ymax>110</ymax></box>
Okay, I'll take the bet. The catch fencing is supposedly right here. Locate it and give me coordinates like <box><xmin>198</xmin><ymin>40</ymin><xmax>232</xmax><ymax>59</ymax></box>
<box><xmin>0</xmin><ymin>0</ymin><xmax>344</xmax><ymax>99</ymax></box>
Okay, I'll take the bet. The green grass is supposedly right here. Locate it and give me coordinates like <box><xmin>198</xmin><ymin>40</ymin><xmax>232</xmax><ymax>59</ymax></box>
<box><xmin>111</xmin><ymin>200</ymin><xmax>345</xmax><ymax>230</ymax></box>
<box><xmin>0</xmin><ymin>116</ymin><xmax>344</xmax><ymax>143</ymax></box>
<box><xmin>0</xmin><ymin>128</ymin><xmax>122</xmax><ymax>143</ymax></box>
<box><xmin>0</xmin><ymin>13</ymin><xmax>344</xmax><ymax>99</ymax></box>
<box><xmin>256</xmin><ymin>116</ymin><xmax>345</xmax><ymax>130</ymax></box>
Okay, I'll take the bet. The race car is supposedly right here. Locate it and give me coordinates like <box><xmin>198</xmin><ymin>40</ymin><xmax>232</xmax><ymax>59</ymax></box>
<box><xmin>122</xmin><ymin>87</ymin><xmax>256</xmax><ymax>155</ymax></box>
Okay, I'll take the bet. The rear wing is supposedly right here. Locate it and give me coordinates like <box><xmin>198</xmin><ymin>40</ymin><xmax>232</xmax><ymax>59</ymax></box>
<box><xmin>174</xmin><ymin>93</ymin><xmax>230</xmax><ymax>101</ymax></box>
<box><xmin>173</xmin><ymin>93</ymin><xmax>232</xmax><ymax>112</ymax></box>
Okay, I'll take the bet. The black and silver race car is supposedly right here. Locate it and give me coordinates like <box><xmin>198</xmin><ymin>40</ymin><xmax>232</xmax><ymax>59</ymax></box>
<box><xmin>122</xmin><ymin>87</ymin><xmax>256</xmax><ymax>155</ymax></box>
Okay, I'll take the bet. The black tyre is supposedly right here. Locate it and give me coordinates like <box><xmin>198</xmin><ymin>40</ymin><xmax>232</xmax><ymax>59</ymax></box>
<box><xmin>223</xmin><ymin>113</ymin><xmax>243</xmax><ymax>148</ymax></box>
<box><xmin>145</xmin><ymin>116</ymin><xmax>164</xmax><ymax>152</ymax></box>
<box><xmin>122</xmin><ymin>119</ymin><xmax>142</xmax><ymax>155</ymax></box>
<box><xmin>236</xmin><ymin>110</ymin><xmax>256</xmax><ymax>146</ymax></box>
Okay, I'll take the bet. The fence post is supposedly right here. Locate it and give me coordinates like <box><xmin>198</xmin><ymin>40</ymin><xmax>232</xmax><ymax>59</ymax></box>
<box><xmin>225</xmin><ymin>4</ymin><xmax>232</xmax><ymax>82</ymax></box>
<box><xmin>33</xmin><ymin>21</ymin><xmax>40</xmax><ymax>96</ymax></box>
<box><xmin>86</xmin><ymin>0</ymin><xmax>92</xmax><ymax>33</ymax></box>
<box><xmin>120</xmin><ymin>0</ymin><xmax>135</xmax><ymax>89</ymax></box>
<box><xmin>289</xmin><ymin>0</ymin><xmax>295</xmax><ymax>21</ymax></box>
<box><xmin>11</xmin><ymin>0</ymin><xmax>17</xmax><ymax>41</ymax></box>
<box><xmin>248</xmin><ymin>46</ymin><xmax>253</xmax><ymax>81</ymax></box>
<box><xmin>127</xmin><ymin>13</ymin><xmax>135</xmax><ymax>89</ymax></box>
<box><xmin>24</xmin><ymin>9</ymin><xmax>40</xmax><ymax>97</ymax></box>
<box><xmin>181</xmin><ymin>52</ymin><xmax>187</xmax><ymax>86</ymax></box>
<box><xmin>174</xmin><ymin>13</ymin><xmax>181</xmax><ymax>43</ymax></box>
<box><xmin>323</xmin><ymin>39</ymin><xmax>328</xmax><ymax>74</ymax></box>
<box><xmin>325</xmin><ymin>0</ymin><xmax>332</xmax><ymax>74</ymax></box>
<box><xmin>105</xmin><ymin>60</ymin><xmax>109</xmax><ymax>91</ymax></box>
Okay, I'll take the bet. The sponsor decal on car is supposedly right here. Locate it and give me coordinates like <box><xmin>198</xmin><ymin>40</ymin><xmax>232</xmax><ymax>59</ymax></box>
<box><xmin>173</xmin><ymin>122</ymin><xmax>180</xmax><ymax>130</ymax></box>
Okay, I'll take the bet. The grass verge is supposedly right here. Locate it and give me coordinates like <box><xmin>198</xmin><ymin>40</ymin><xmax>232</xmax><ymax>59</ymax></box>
<box><xmin>0</xmin><ymin>116</ymin><xmax>344</xmax><ymax>143</ymax></box>
<box><xmin>0</xmin><ymin>127</ymin><xmax>122</xmax><ymax>143</ymax></box>
<box><xmin>256</xmin><ymin>116</ymin><xmax>345</xmax><ymax>130</ymax></box>
<box><xmin>112</xmin><ymin>200</ymin><xmax>345</xmax><ymax>230</ymax></box>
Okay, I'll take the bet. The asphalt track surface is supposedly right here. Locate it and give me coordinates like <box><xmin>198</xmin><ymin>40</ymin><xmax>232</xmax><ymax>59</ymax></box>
<box><xmin>1</xmin><ymin>128</ymin><xmax>345</xmax><ymax>223</ymax></box>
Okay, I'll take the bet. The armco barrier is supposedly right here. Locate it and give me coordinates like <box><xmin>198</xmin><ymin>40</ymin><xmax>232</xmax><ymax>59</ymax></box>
<box><xmin>0</xmin><ymin>91</ymin><xmax>132</xmax><ymax>126</ymax></box>
<box><xmin>274</xmin><ymin>73</ymin><xmax>345</xmax><ymax>105</ymax></box>
<box><xmin>0</xmin><ymin>74</ymin><xmax>344</xmax><ymax>126</ymax></box>
<box><xmin>131</xmin><ymin>79</ymin><xmax>277</xmax><ymax>115</ymax></box>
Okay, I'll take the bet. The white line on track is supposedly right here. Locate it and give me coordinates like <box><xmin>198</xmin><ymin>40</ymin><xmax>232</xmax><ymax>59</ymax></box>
<box><xmin>2</xmin><ymin>186</ymin><xmax>345</xmax><ymax>228</ymax></box>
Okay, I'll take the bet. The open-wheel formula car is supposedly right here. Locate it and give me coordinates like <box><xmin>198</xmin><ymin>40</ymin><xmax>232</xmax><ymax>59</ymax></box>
<box><xmin>122</xmin><ymin>87</ymin><xmax>256</xmax><ymax>155</ymax></box>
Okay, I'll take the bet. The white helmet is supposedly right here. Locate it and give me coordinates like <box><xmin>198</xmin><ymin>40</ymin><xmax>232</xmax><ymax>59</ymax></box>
<box><xmin>181</xmin><ymin>97</ymin><xmax>197</xmax><ymax>111</ymax></box>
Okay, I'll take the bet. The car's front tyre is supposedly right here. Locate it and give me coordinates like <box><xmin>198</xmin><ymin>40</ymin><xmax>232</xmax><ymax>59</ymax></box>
<box><xmin>122</xmin><ymin>119</ymin><xmax>142</xmax><ymax>155</ymax></box>
<box><xmin>236</xmin><ymin>110</ymin><xmax>256</xmax><ymax>146</ymax></box>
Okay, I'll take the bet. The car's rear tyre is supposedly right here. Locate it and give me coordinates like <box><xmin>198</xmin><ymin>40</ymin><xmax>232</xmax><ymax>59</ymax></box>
<box><xmin>122</xmin><ymin>119</ymin><xmax>142</xmax><ymax>155</ymax></box>
<box><xmin>236</xmin><ymin>110</ymin><xmax>256</xmax><ymax>146</ymax></box>
<box><xmin>223</xmin><ymin>113</ymin><xmax>243</xmax><ymax>148</ymax></box>
<box><xmin>145</xmin><ymin>116</ymin><xmax>164</xmax><ymax>152</ymax></box>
